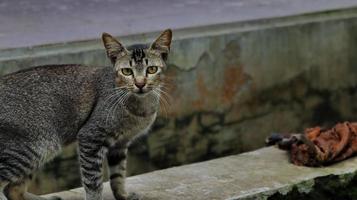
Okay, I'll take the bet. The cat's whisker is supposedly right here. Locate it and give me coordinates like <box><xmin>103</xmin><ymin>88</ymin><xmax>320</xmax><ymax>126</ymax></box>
<box><xmin>161</xmin><ymin>78</ymin><xmax>176</xmax><ymax>86</ymax></box>
<box><xmin>103</xmin><ymin>90</ymin><xmax>126</xmax><ymax>101</ymax></box>
<box><xmin>160</xmin><ymin>96</ymin><xmax>170</xmax><ymax>118</ymax></box>
<box><xmin>153</xmin><ymin>91</ymin><xmax>166</xmax><ymax>117</ymax></box>
<box><xmin>109</xmin><ymin>93</ymin><xmax>126</xmax><ymax>124</ymax></box>
<box><xmin>105</xmin><ymin>97</ymin><xmax>119</xmax><ymax>125</ymax></box>
<box><xmin>160</xmin><ymin>83</ymin><xmax>175</xmax><ymax>92</ymax></box>
<box><xmin>155</xmin><ymin>87</ymin><xmax>171</xmax><ymax>102</ymax></box>
<box><xmin>153</xmin><ymin>89</ymin><xmax>169</xmax><ymax>118</ymax></box>
<box><xmin>159</xmin><ymin>95</ymin><xmax>171</xmax><ymax>111</ymax></box>
<box><xmin>160</xmin><ymin>86</ymin><xmax>174</xmax><ymax>95</ymax></box>
<box><xmin>105</xmin><ymin>91</ymin><xmax>128</xmax><ymax>125</ymax></box>
<box><xmin>156</xmin><ymin>88</ymin><xmax>173</xmax><ymax>104</ymax></box>
<box><xmin>160</xmin><ymin>94</ymin><xmax>170</xmax><ymax>112</ymax></box>
<box><xmin>107</xmin><ymin>97</ymin><xmax>125</xmax><ymax>125</ymax></box>
<box><xmin>104</xmin><ymin>86</ymin><xmax>127</xmax><ymax>92</ymax></box>
<box><xmin>158</xmin><ymin>90</ymin><xmax>172</xmax><ymax>118</ymax></box>
<box><xmin>102</xmin><ymin>91</ymin><xmax>126</xmax><ymax>112</ymax></box>
<box><xmin>118</xmin><ymin>92</ymin><xmax>129</xmax><ymax>106</ymax></box>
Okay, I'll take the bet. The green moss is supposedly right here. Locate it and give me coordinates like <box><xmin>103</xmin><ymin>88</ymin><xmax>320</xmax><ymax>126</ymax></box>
<box><xmin>267</xmin><ymin>173</ymin><xmax>357</xmax><ymax>200</ymax></box>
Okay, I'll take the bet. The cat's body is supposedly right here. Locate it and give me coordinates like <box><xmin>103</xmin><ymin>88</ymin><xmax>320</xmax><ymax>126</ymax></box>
<box><xmin>0</xmin><ymin>29</ymin><xmax>172</xmax><ymax>200</ymax></box>
<box><xmin>0</xmin><ymin>64</ymin><xmax>157</xmax><ymax>172</ymax></box>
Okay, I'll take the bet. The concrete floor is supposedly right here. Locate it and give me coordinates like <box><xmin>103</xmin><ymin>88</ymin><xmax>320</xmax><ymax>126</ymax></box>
<box><xmin>0</xmin><ymin>0</ymin><xmax>357</xmax><ymax>49</ymax></box>
<box><xmin>44</xmin><ymin>147</ymin><xmax>357</xmax><ymax>200</ymax></box>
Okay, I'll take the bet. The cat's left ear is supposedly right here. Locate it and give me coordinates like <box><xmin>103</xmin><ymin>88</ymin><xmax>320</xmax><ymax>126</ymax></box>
<box><xmin>102</xmin><ymin>32</ymin><xmax>129</xmax><ymax>65</ymax></box>
<box><xmin>150</xmin><ymin>29</ymin><xmax>172</xmax><ymax>60</ymax></box>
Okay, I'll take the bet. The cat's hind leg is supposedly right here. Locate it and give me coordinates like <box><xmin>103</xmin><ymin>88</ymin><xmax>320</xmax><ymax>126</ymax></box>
<box><xmin>6</xmin><ymin>176</ymin><xmax>61</xmax><ymax>200</ymax></box>
<box><xmin>5</xmin><ymin>179</ymin><xmax>26</xmax><ymax>200</ymax></box>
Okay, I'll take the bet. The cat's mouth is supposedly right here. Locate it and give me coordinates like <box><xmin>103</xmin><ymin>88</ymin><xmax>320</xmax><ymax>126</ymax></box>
<box><xmin>133</xmin><ymin>88</ymin><xmax>151</xmax><ymax>95</ymax></box>
<box><xmin>137</xmin><ymin>89</ymin><xmax>146</xmax><ymax>94</ymax></box>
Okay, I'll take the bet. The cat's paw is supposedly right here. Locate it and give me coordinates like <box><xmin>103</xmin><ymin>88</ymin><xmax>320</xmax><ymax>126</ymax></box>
<box><xmin>113</xmin><ymin>193</ymin><xmax>127</xmax><ymax>200</ymax></box>
<box><xmin>113</xmin><ymin>192</ymin><xmax>142</xmax><ymax>200</ymax></box>
<box><xmin>22</xmin><ymin>193</ymin><xmax>63</xmax><ymax>200</ymax></box>
<box><xmin>47</xmin><ymin>196</ymin><xmax>63</xmax><ymax>200</ymax></box>
<box><xmin>127</xmin><ymin>192</ymin><xmax>141</xmax><ymax>200</ymax></box>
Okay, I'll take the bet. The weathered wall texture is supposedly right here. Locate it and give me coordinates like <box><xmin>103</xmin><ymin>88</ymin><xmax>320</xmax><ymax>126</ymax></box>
<box><xmin>1</xmin><ymin>10</ymin><xmax>357</xmax><ymax>194</ymax></box>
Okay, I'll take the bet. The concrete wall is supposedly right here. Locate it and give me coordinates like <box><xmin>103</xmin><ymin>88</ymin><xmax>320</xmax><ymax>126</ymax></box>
<box><xmin>1</xmin><ymin>8</ymin><xmax>357</xmax><ymax>194</ymax></box>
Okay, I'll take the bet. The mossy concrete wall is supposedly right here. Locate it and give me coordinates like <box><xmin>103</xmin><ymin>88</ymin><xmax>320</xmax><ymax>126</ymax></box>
<box><xmin>1</xmin><ymin>8</ymin><xmax>357</xmax><ymax>194</ymax></box>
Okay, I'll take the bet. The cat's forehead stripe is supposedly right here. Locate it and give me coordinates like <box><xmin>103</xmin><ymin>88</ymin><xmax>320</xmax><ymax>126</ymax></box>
<box><xmin>131</xmin><ymin>49</ymin><xmax>146</xmax><ymax>63</ymax></box>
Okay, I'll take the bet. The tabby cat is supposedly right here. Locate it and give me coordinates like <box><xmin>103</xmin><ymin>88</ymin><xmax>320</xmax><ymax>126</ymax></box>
<box><xmin>0</xmin><ymin>29</ymin><xmax>172</xmax><ymax>200</ymax></box>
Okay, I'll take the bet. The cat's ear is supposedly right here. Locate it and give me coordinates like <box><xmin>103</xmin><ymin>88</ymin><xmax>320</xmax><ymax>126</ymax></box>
<box><xmin>150</xmin><ymin>29</ymin><xmax>172</xmax><ymax>60</ymax></box>
<box><xmin>102</xmin><ymin>32</ymin><xmax>128</xmax><ymax>64</ymax></box>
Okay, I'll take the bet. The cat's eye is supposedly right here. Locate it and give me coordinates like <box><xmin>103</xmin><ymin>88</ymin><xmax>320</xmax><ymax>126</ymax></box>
<box><xmin>147</xmin><ymin>66</ymin><xmax>158</xmax><ymax>74</ymax></box>
<box><xmin>121</xmin><ymin>68</ymin><xmax>133</xmax><ymax>76</ymax></box>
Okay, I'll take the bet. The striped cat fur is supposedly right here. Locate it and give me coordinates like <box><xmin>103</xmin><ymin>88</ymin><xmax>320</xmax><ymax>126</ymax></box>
<box><xmin>0</xmin><ymin>29</ymin><xmax>172</xmax><ymax>200</ymax></box>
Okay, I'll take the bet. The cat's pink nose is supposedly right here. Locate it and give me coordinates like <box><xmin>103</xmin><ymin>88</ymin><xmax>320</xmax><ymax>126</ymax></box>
<box><xmin>135</xmin><ymin>82</ymin><xmax>146</xmax><ymax>89</ymax></box>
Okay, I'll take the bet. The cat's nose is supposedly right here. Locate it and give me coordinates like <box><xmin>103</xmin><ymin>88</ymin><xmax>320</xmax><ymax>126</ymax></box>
<box><xmin>135</xmin><ymin>82</ymin><xmax>146</xmax><ymax>89</ymax></box>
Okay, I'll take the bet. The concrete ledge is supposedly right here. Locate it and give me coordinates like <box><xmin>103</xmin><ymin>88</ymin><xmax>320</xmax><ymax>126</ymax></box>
<box><xmin>44</xmin><ymin>147</ymin><xmax>357</xmax><ymax>200</ymax></box>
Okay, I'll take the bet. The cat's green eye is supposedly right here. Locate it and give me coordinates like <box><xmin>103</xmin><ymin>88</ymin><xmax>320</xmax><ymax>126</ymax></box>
<box><xmin>121</xmin><ymin>68</ymin><xmax>133</xmax><ymax>76</ymax></box>
<box><xmin>147</xmin><ymin>66</ymin><xmax>158</xmax><ymax>74</ymax></box>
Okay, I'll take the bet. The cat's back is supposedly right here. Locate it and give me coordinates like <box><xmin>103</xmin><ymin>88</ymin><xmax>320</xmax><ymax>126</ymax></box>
<box><xmin>0</xmin><ymin>64</ymin><xmax>99</xmax><ymax>105</ymax></box>
<box><xmin>1</xmin><ymin>64</ymin><xmax>95</xmax><ymax>85</ymax></box>
<box><xmin>0</xmin><ymin>64</ymin><xmax>110</xmax><ymax>141</ymax></box>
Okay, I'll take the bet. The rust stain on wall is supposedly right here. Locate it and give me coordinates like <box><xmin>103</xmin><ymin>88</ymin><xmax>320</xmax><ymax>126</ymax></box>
<box><xmin>221</xmin><ymin>65</ymin><xmax>249</xmax><ymax>104</ymax></box>
<box><xmin>192</xmin><ymin>73</ymin><xmax>209</xmax><ymax>109</ymax></box>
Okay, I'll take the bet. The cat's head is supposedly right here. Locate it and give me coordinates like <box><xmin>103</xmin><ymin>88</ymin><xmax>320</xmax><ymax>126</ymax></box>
<box><xmin>102</xmin><ymin>29</ymin><xmax>172</xmax><ymax>95</ymax></box>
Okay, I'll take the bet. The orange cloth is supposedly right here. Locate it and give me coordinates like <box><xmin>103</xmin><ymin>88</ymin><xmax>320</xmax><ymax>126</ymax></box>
<box><xmin>267</xmin><ymin>122</ymin><xmax>357</xmax><ymax>166</ymax></box>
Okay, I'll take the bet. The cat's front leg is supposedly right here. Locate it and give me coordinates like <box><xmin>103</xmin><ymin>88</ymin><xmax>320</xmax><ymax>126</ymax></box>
<box><xmin>78</xmin><ymin>131</ymin><xmax>106</xmax><ymax>200</ymax></box>
<box><xmin>0</xmin><ymin>181</ymin><xmax>8</xmax><ymax>200</ymax></box>
<box><xmin>106</xmin><ymin>144</ymin><xmax>128</xmax><ymax>200</ymax></box>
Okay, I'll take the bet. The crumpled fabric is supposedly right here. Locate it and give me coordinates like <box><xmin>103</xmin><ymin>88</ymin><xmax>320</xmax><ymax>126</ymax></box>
<box><xmin>266</xmin><ymin>122</ymin><xmax>357</xmax><ymax>166</ymax></box>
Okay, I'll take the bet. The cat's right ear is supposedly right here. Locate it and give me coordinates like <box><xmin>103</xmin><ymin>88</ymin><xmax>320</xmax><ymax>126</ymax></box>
<box><xmin>102</xmin><ymin>33</ymin><xmax>128</xmax><ymax>64</ymax></box>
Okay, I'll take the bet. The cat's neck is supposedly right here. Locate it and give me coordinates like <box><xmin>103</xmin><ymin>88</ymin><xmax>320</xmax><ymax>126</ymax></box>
<box><xmin>124</xmin><ymin>92</ymin><xmax>159</xmax><ymax>117</ymax></box>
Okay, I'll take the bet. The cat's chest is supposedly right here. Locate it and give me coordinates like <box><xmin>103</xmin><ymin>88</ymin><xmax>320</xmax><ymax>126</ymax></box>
<box><xmin>106</xmin><ymin>112</ymin><xmax>156</xmax><ymax>147</ymax></box>
<box><xmin>102</xmin><ymin>93</ymin><xmax>159</xmax><ymax>144</ymax></box>
<box><xmin>120</xmin><ymin>111</ymin><xmax>157</xmax><ymax>138</ymax></box>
